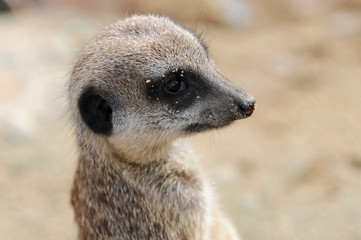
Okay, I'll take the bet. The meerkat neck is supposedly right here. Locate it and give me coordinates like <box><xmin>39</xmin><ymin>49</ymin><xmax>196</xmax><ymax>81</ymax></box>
<box><xmin>108</xmin><ymin>135</ymin><xmax>175</xmax><ymax>163</ymax></box>
<box><xmin>76</xmin><ymin>129</ymin><xmax>175</xmax><ymax>164</ymax></box>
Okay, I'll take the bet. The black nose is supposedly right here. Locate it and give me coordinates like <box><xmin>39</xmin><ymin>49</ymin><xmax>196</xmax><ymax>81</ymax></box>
<box><xmin>234</xmin><ymin>98</ymin><xmax>256</xmax><ymax>117</ymax></box>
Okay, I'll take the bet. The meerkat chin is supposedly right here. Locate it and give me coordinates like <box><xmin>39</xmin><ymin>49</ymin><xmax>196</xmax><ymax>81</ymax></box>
<box><xmin>68</xmin><ymin>15</ymin><xmax>255</xmax><ymax>240</ymax></box>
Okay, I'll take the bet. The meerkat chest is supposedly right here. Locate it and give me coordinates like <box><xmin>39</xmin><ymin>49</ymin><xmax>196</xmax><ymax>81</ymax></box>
<box><xmin>121</xmin><ymin>161</ymin><xmax>212</xmax><ymax>239</ymax></box>
<box><xmin>130</xmin><ymin>160</ymin><xmax>209</xmax><ymax>210</ymax></box>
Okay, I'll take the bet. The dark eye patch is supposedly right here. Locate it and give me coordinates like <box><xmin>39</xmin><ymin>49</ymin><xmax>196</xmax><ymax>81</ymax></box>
<box><xmin>145</xmin><ymin>69</ymin><xmax>211</xmax><ymax>111</ymax></box>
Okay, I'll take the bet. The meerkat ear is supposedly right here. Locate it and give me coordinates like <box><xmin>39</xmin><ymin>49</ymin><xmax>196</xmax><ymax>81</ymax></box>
<box><xmin>78</xmin><ymin>86</ymin><xmax>113</xmax><ymax>135</ymax></box>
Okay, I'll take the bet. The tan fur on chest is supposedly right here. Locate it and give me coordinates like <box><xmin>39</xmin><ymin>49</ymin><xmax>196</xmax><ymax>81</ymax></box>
<box><xmin>71</xmin><ymin>142</ymin><xmax>210</xmax><ymax>240</ymax></box>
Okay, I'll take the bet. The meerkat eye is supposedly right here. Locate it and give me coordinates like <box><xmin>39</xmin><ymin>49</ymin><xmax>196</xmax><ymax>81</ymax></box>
<box><xmin>166</xmin><ymin>76</ymin><xmax>187</xmax><ymax>93</ymax></box>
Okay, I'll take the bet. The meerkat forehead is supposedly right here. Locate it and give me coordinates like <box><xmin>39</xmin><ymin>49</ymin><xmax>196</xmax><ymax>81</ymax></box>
<box><xmin>86</xmin><ymin>15</ymin><xmax>209</xmax><ymax>78</ymax></box>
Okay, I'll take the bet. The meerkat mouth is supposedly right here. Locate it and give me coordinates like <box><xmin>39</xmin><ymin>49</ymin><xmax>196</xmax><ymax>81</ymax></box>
<box><xmin>184</xmin><ymin>121</ymin><xmax>231</xmax><ymax>133</ymax></box>
<box><xmin>184</xmin><ymin>107</ymin><xmax>255</xmax><ymax>133</ymax></box>
<box><xmin>185</xmin><ymin>123</ymin><xmax>214</xmax><ymax>133</ymax></box>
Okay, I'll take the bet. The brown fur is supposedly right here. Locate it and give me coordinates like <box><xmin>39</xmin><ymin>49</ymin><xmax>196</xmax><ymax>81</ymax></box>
<box><xmin>68</xmin><ymin>15</ymin><xmax>255</xmax><ymax>240</ymax></box>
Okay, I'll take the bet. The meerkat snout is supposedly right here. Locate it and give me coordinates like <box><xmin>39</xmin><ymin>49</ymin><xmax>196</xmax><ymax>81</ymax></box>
<box><xmin>69</xmin><ymin>15</ymin><xmax>255</xmax><ymax>240</ymax></box>
<box><xmin>233</xmin><ymin>93</ymin><xmax>256</xmax><ymax>117</ymax></box>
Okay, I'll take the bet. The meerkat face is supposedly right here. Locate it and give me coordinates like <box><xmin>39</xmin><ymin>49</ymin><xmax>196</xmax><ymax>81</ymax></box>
<box><xmin>71</xmin><ymin>15</ymin><xmax>255</xmax><ymax>146</ymax></box>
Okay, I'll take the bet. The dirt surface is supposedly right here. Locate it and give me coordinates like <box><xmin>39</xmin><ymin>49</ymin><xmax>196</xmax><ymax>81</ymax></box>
<box><xmin>1</xmin><ymin>6</ymin><xmax>361</xmax><ymax>240</ymax></box>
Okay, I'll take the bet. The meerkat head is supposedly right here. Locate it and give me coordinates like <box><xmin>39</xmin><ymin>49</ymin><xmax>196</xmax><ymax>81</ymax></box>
<box><xmin>69</xmin><ymin>15</ymin><xmax>255</xmax><ymax>160</ymax></box>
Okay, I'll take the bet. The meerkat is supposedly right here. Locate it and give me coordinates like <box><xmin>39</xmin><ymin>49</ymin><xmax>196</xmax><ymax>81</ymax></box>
<box><xmin>68</xmin><ymin>15</ymin><xmax>255</xmax><ymax>240</ymax></box>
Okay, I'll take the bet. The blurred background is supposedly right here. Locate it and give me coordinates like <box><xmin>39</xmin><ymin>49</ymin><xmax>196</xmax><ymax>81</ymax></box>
<box><xmin>1</xmin><ymin>0</ymin><xmax>361</xmax><ymax>239</ymax></box>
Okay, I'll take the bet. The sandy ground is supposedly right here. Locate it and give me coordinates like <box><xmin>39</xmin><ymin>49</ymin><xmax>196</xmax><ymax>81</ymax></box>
<box><xmin>1</xmin><ymin>6</ymin><xmax>361</xmax><ymax>240</ymax></box>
